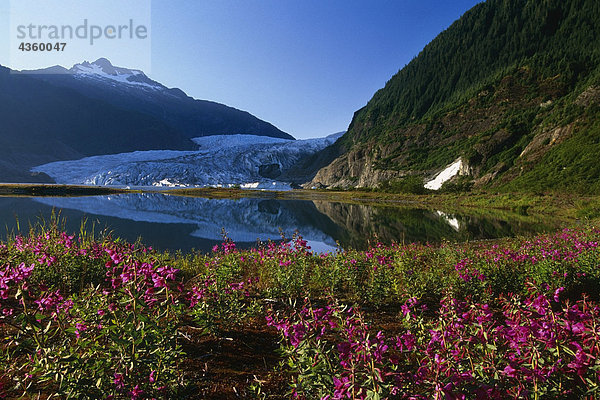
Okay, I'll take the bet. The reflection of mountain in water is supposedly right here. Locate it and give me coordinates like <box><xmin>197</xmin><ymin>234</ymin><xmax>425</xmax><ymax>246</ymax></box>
<box><xmin>312</xmin><ymin>201</ymin><xmax>557</xmax><ymax>248</ymax></box>
<box><xmin>33</xmin><ymin>194</ymin><xmax>338</xmax><ymax>246</ymax></box>
<box><xmin>13</xmin><ymin>194</ymin><xmax>560</xmax><ymax>253</ymax></box>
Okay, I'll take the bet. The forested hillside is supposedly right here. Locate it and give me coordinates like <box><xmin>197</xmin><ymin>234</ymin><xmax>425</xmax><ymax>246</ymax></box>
<box><xmin>311</xmin><ymin>0</ymin><xmax>600</xmax><ymax>193</ymax></box>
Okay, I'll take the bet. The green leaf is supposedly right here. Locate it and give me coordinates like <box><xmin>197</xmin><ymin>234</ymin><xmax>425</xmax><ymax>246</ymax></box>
<box><xmin>43</xmin><ymin>319</ymin><xmax>53</xmax><ymax>334</ymax></box>
<box><xmin>367</xmin><ymin>389</ymin><xmax>381</xmax><ymax>400</ymax></box>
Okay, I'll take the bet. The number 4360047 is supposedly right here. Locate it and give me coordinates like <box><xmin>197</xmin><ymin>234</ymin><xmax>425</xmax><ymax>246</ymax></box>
<box><xmin>19</xmin><ymin>42</ymin><xmax>66</xmax><ymax>51</ymax></box>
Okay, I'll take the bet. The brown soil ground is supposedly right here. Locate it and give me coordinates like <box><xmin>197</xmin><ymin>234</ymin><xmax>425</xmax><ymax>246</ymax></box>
<box><xmin>178</xmin><ymin>318</ymin><xmax>288</xmax><ymax>399</ymax></box>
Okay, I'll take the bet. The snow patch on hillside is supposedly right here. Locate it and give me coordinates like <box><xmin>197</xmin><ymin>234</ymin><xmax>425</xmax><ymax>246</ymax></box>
<box><xmin>72</xmin><ymin>62</ymin><xmax>161</xmax><ymax>90</ymax></box>
<box><xmin>425</xmin><ymin>158</ymin><xmax>463</xmax><ymax>190</ymax></box>
<box><xmin>69</xmin><ymin>58</ymin><xmax>164</xmax><ymax>91</ymax></box>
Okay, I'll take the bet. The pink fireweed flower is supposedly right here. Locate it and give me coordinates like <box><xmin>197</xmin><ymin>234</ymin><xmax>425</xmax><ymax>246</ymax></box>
<box><xmin>130</xmin><ymin>385</ymin><xmax>144</xmax><ymax>399</ymax></box>
<box><xmin>59</xmin><ymin>299</ymin><xmax>74</xmax><ymax>313</ymax></box>
<box><xmin>105</xmin><ymin>248</ymin><xmax>123</xmax><ymax>265</ymax></box>
<box><xmin>222</xmin><ymin>241</ymin><xmax>236</xmax><ymax>254</ymax></box>
<box><xmin>554</xmin><ymin>287</ymin><xmax>565</xmax><ymax>302</ymax></box>
<box><xmin>113</xmin><ymin>373</ymin><xmax>124</xmax><ymax>389</ymax></box>
<box><xmin>156</xmin><ymin>265</ymin><xmax>179</xmax><ymax>281</ymax></box>
<box><xmin>502</xmin><ymin>364</ymin><xmax>519</xmax><ymax>378</ymax></box>
<box><xmin>332</xmin><ymin>376</ymin><xmax>352</xmax><ymax>399</ymax></box>
<box><xmin>34</xmin><ymin>289</ymin><xmax>64</xmax><ymax>313</ymax></box>
<box><xmin>152</xmin><ymin>275</ymin><xmax>167</xmax><ymax>288</ymax></box>
<box><xmin>279</xmin><ymin>259</ymin><xmax>292</xmax><ymax>267</ymax></box>
<box><xmin>14</xmin><ymin>263</ymin><xmax>35</xmax><ymax>283</ymax></box>
<box><xmin>74</xmin><ymin>322</ymin><xmax>87</xmax><ymax>338</ymax></box>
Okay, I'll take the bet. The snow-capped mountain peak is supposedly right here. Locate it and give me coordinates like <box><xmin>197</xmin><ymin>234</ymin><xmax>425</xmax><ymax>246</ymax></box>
<box><xmin>70</xmin><ymin>58</ymin><xmax>163</xmax><ymax>90</ymax></box>
<box><xmin>15</xmin><ymin>58</ymin><xmax>294</xmax><ymax>143</ymax></box>
<box><xmin>72</xmin><ymin>57</ymin><xmax>139</xmax><ymax>76</ymax></box>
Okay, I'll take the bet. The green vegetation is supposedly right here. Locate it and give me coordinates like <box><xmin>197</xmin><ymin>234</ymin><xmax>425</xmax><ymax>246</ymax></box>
<box><xmin>1</xmin><ymin>216</ymin><xmax>600</xmax><ymax>398</ymax></box>
<box><xmin>324</xmin><ymin>0</ymin><xmax>600</xmax><ymax>194</ymax></box>
<box><xmin>347</xmin><ymin>0</ymin><xmax>600</xmax><ymax>142</ymax></box>
<box><xmin>504</xmin><ymin>114</ymin><xmax>600</xmax><ymax>193</ymax></box>
<box><xmin>377</xmin><ymin>176</ymin><xmax>430</xmax><ymax>194</ymax></box>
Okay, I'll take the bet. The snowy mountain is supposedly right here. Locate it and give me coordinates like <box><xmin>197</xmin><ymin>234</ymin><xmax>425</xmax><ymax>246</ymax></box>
<box><xmin>25</xmin><ymin>58</ymin><xmax>293</xmax><ymax>140</ymax></box>
<box><xmin>0</xmin><ymin>64</ymin><xmax>196</xmax><ymax>182</ymax></box>
<box><xmin>69</xmin><ymin>58</ymin><xmax>164</xmax><ymax>90</ymax></box>
<box><xmin>32</xmin><ymin>133</ymin><xmax>344</xmax><ymax>188</ymax></box>
<box><xmin>0</xmin><ymin>58</ymin><xmax>294</xmax><ymax>182</ymax></box>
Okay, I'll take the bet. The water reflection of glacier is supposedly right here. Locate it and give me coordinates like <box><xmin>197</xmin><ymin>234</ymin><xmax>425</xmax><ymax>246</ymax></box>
<box><xmin>18</xmin><ymin>194</ymin><xmax>561</xmax><ymax>254</ymax></box>
<box><xmin>32</xmin><ymin>194</ymin><xmax>338</xmax><ymax>249</ymax></box>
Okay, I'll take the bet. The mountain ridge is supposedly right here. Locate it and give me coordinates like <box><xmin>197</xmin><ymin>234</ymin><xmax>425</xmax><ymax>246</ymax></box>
<box><xmin>22</xmin><ymin>58</ymin><xmax>293</xmax><ymax>141</ymax></box>
<box><xmin>0</xmin><ymin>59</ymin><xmax>292</xmax><ymax>182</ymax></box>
<box><xmin>0</xmin><ymin>64</ymin><xmax>196</xmax><ymax>182</ymax></box>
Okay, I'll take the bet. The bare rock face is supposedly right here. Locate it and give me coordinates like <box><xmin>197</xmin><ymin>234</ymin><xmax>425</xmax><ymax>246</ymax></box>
<box><xmin>473</xmin><ymin>163</ymin><xmax>508</xmax><ymax>187</ymax></box>
<box><xmin>575</xmin><ymin>86</ymin><xmax>600</xmax><ymax>107</ymax></box>
<box><xmin>308</xmin><ymin>147</ymin><xmax>404</xmax><ymax>189</ymax></box>
<box><xmin>519</xmin><ymin>124</ymin><xmax>574</xmax><ymax>162</ymax></box>
<box><xmin>483</xmin><ymin>123</ymin><xmax>576</xmax><ymax>186</ymax></box>
<box><xmin>459</xmin><ymin>159</ymin><xmax>473</xmax><ymax>176</ymax></box>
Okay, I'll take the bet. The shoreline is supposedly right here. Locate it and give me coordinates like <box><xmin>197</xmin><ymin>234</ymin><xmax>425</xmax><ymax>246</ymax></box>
<box><xmin>0</xmin><ymin>183</ymin><xmax>598</xmax><ymax>223</ymax></box>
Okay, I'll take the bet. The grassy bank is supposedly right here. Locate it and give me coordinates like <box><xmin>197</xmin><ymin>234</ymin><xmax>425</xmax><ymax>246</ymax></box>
<box><xmin>0</xmin><ymin>184</ymin><xmax>133</xmax><ymax>197</ymax></box>
<box><xmin>3</xmin><ymin>183</ymin><xmax>599</xmax><ymax>223</ymax></box>
<box><xmin>167</xmin><ymin>187</ymin><xmax>600</xmax><ymax>221</ymax></box>
<box><xmin>1</xmin><ymin>217</ymin><xmax>600</xmax><ymax>398</ymax></box>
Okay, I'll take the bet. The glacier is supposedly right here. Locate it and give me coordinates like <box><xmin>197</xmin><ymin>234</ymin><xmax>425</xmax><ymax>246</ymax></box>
<box><xmin>32</xmin><ymin>133</ymin><xmax>343</xmax><ymax>188</ymax></box>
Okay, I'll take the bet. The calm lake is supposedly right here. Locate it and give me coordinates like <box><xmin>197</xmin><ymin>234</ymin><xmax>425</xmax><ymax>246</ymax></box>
<box><xmin>0</xmin><ymin>193</ymin><xmax>558</xmax><ymax>253</ymax></box>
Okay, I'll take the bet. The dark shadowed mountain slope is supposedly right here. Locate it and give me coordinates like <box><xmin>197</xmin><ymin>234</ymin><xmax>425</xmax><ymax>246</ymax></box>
<box><xmin>0</xmin><ymin>65</ymin><xmax>196</xmax><ymax>182</ymax></box>
<box><xmin>0</xmin><ymin>58</ymin><xmax>292</xmax><ymax>182</ymax></box>
<box><xmin>25</xmin><ymin>58</ymin><xmax>293</xmax><ymax>140</ymax></box>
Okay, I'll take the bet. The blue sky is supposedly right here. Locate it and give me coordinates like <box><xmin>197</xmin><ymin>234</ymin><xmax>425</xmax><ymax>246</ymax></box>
<box><xmin>1</xmin><ymin>1</ymin><xmax>482</xmax><ymax>139</ymax></box>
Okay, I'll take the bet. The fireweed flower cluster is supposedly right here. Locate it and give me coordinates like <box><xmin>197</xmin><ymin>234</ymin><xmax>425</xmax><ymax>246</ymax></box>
<box><xmin>269</xmin><ymin>289</ymin><xmax>600</xmax><ymax>399</ymax></box>
<box><xmin>267</xmin><ymin>299</ymin><xmax>395</xmax><ymax>399</ymax></box>
<box><xmin>0</xmin><ymin>227</ymin><xmax>187</xmax><ymax>398</ymax></box>
<box><xmin>187</xmin><ymin>273</ymin><xmax>259</xmax><ymax>332</ymax></box>
<box><xmin>0</xmin><ymin>223</ymin><xmax>261</xmax><ymax>399</ymax></box>
<box><xmin>1</xmin><ymin>220</ymin><xmax>600</xmax><ymax>398</ymax></box>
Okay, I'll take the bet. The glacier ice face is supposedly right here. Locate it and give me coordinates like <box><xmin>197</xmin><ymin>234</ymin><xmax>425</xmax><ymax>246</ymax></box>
<box><xmin>32</xmin><ymin>133</ymin><xmax>343</xmax><ymax>188</ymax></box>
<box><xmin>191</xmin><ymin>134</ymin><xmax>290</xmax><ymax>148</ymax></box>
